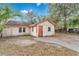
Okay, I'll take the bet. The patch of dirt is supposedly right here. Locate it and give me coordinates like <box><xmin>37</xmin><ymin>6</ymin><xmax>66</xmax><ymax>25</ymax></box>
<box><xmin>0</xmin><ymin>42</ymin><xmax>78</xmax><ymax>56</ymax></box>
<box><xmin>12</xmin><ymin>40</ymin><xmax>37</xmax><ymax>46</ymax></box>
<box><xmin>0</xmin><ymin>35</ymin><xmax>78</xmax><ymax>56</ymax></box>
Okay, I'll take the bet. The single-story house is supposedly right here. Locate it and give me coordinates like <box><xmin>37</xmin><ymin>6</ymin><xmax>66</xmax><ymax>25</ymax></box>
<box><xmin>2</xmin><ymin>21</ymin><xmax>30</xmax><ymax>37</ymax></box>
<box><xmin>2</xmin><ymin>19</ymin><xmax>55</xmax><ymax>37</ymax></box>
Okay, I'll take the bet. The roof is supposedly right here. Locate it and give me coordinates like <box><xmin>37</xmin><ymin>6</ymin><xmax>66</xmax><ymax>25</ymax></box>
<box><xmin>6</xmin><ymin>21</ymin><xmax>30</xmax><ymax>27</ymax></box>
<box><xmin>29</xmin><ymin>19</ymin><xmax>56</xmax><ymax>27</ymax></box>
<box><xmin>6</xmin><ymin>18</ymin><xmax>57</xmax><ymax>28</ymax></box>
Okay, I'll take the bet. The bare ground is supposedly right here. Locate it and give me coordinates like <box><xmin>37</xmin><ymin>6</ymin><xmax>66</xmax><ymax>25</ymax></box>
<box><xmin>0</xmin><ymin>35</ymin><xmax>79</xmax><ymax>56</ymax></box>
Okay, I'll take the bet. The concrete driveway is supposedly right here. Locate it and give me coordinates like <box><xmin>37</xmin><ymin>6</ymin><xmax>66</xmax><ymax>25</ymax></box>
<box><xmin>33</xmin><ymin>33</ymin><xmax>79</xmax><ymax>52</ymax></box>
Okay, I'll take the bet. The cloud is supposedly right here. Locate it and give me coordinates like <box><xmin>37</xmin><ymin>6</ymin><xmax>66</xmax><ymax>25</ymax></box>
<box><xmin>36</xmin><ymin>3</ymin><xmax>41</xmax><ymax>6</ymax></box>
<box><xmin>21</xmin><ymin>10</ymin><xmax>28</xmax><ymax>14</ymax></box>
<box><xmin>20</xmin><ymin>9</ymin><xmax>33</xmax><ymax>15</ymax></box>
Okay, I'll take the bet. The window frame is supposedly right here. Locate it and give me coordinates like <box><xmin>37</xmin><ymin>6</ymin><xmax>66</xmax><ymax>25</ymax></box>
<box><xmin>19</xmin><ymin>27</ymin><xmax>22</xmax><ymax>33</ymax></box>
<box><xmin>48</xmin><ymin>27</ymin><xmax>51</xmax><ymax>32</ymax></box>
<box><xmin>23</xmin><ymin>27</ymin><xmax>26</xmax><ymax>32</ymax></box>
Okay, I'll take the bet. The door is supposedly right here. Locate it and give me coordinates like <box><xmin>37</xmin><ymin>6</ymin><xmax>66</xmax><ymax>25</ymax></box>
<box><xmin>38</xmin><ymin>25</ymin><xmax>43</xmax><ymax>37</ymax></box>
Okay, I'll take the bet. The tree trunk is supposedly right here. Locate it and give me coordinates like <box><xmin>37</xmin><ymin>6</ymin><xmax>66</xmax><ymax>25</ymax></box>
<box><xmin>1</xmin><ymin>32</ymin><xmax>3</xmax><ymax>38</ymax></box>
<box><xmin>0</xmin><ymin>31</ymin><xmax>3</xmax><ymax>38</ymax></box>
<box><xmin>63</xmin><ymin>18</ymin><xmax>67</xmax><ymax>33</ymax></box>
<box><xmin>63</xmin><ymin>5</ymin><xmax>67</xmax><ymax>33</ymax></box>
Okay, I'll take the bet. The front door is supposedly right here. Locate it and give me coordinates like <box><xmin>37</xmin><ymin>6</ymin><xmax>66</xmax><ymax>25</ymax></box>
<box><xmin>38</xmin><ymin>26</ymin><xmax>43</xmax><ymax>37</ymax></box>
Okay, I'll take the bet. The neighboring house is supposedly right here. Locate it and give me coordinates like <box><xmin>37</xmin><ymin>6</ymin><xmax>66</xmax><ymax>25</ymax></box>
<box><xmin>2</xmin><ymin>19</ymin><xmax>55</xmax><ymax>37</ymax></box>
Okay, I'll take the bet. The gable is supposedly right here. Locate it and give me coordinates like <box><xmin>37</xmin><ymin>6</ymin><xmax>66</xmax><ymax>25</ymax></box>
<box><xmin>29</xmin><ymin>20</ymin><xmax>55</xmax><ymax>27</ymax></box>
<box><xmin>37</xmin><ymin>21</ymin><xmax>54</xmax><ymax>27</ymax></box>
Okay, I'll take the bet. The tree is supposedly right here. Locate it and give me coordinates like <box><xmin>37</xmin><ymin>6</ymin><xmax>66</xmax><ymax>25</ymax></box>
<box><xmin>48</xmin><ymin>3</ymin><xmax>79</xmax><ymax>32</ymax></box>
<box><xmin>0</xmin><ymin>5</ymin><xmax>21</xmax><ymax>38</ymax></box>
<box><xmin>68</xmin><ymin>16</ymin><xmax>79</xmax><ymax>28</ymax></box>
<box><xmin>26</xmin><ymin>10</ymin><xmax>36</xmax><ymax>24</ymax></box>
<box><xmin>37</xmin><ymin>16</ymin><xmax>45</xmax><ymax>22</ymax></box>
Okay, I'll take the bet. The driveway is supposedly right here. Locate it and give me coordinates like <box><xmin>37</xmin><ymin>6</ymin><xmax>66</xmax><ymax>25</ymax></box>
<box><xmin>33</xmin><ymin>33</ymin><xmax>79</xmax><ymax>52</ymax></box>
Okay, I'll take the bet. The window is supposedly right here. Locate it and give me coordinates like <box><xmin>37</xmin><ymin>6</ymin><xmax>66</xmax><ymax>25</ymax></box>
<box><xmin>48</xmin><ymin>27</ymin><xmax>51</xmax><ymax>31</ymax></box>
<box><xmin>19</xmin><ymin>27</ymin><xmax>22</xmax><ymax>32</ymax></box>
<box><xmin>23</xmin><ymin>27</ymin><xmax>25</xmax><ymax>32</ymax></box>
<box><xmin>19</xmin><ymin>27</ymin><xmax>25</xmax><ymax>33</ymax></box>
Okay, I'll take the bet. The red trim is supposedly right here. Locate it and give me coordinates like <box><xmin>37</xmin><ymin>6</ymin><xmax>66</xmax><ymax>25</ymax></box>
<box><xmin>38</xmin><ymin>25</ymin><xmax>43</xmax><ymax>37</ymax></box>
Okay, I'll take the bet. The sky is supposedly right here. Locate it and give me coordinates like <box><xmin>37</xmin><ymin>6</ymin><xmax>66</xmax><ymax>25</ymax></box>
<box><xmin>9</xmin><ymin>3</ymin><xmax>48</xmax><ymax>16</ymax></box>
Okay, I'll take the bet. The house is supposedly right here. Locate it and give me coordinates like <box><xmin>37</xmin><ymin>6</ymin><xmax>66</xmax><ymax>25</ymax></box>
<box><xmin>2</xmin><ymin>21</ymin><xmax>30</xmax><ymax>37</ymax></box>
<box><xmin>2</xmin><ymin>19</ymin><xmax>55</xmax><ymax>37</ymax></box>
<box><xmin>29</xmin><ymin>20</ymin><xmax>55</xmax><ymax>37</ymax></box>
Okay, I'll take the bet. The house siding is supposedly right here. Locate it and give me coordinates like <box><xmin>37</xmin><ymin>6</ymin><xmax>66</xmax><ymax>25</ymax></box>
<box><xmin>2</xmin><ymin>26</ymin><xmax>30</xmax><ymax>37</ymax></box>
<box><xmin>30</xmin><ymin>21</ymin><xmax>55</xmax><ymax>37</ymax></box>
<box><xmin>2</xmin><ymin>20</ymin><xmax>55</xmax><ymax>37</ymax></box>
<box><xmin>30</xmin><ymin>26</ymin><xmax>37</xmax><ymax>37</ymax></box>
<box><xmin>37</xmin><ymin>21</ymin><xmax>55</xmax><ymax>37</ymax></box>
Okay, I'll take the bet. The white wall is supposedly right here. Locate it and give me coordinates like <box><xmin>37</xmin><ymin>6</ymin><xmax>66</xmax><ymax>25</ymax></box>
<box><xmin>2</xmin><ymin>26</ymin><xmax>30</xmax><ymax>37</ymax></box>
<box><xmin>37</xmin><ymin>21</ymin><xmax>55</xmax><ymax>37</ymax></box>
<box><xmin>2</xmin><ymin>28</ymin><xmax>13</xmax><ymax>37</ymax></box>
<box><xmin>30</xmin><ymin>26</ymin><xmax>37</xmax><ymax>37</ymax></box>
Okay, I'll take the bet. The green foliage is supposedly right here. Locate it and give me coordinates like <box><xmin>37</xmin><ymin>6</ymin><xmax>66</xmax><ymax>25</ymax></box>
<box><xmin>48</xmin><ymin>4</ymin><xmax>79</xmax><ymax>30</ymax></box>
<box><xmin>0</xmin><ymin>24</ymin><xmax>6</xmax><ymax>32</ymax></box>
<box><xmin>0</xmin><ymin>6</ymin><xmax>13</xmax><ymax>31</ymax></box>
<box><xmin>68</xmin><ymin>16</ymin><xmax>79</xmax><ymax>28</ymax></box>
<box><xmin>0</xmin><ymin>5</ymin><xmax>21</xmax><ymax>32</ymax></box>
<box><xmin>0</xmin><ymin>6</ymin><xmax>13</xmax><ymax>22</ymax></box>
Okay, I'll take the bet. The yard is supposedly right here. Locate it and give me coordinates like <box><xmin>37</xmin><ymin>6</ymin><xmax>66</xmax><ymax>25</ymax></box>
<box><xmin>0</xmin><ymin>34</ymin><xmax>79</xmax><ymax>56</ymax></box>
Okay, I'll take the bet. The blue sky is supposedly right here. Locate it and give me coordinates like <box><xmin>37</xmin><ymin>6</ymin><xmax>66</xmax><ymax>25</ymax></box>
<box><xmin>10</xmin><ymin>3</ymin><xmax>48</xmax><ymax>16</ymax></box>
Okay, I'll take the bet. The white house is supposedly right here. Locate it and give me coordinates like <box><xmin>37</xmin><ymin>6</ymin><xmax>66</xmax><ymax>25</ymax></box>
<box><xmin>2</xmin><ymin>19</ymin><xmax>55</xmax><ymax>37</ymax></box>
